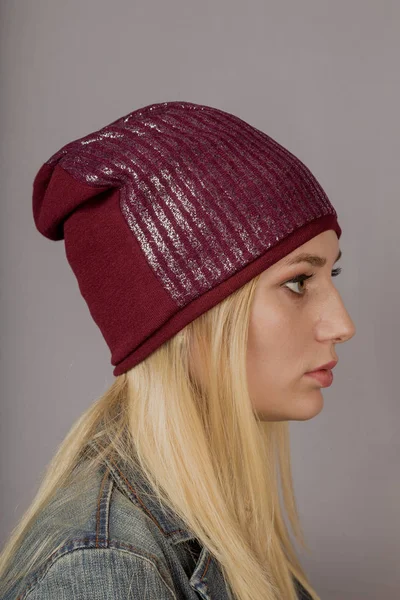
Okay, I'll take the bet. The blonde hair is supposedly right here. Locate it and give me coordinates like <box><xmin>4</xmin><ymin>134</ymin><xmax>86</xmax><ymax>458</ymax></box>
<box><xmin>0</xmin><ymin>273</ymin><xmax>321</xmax><ymax>600</ymax></box>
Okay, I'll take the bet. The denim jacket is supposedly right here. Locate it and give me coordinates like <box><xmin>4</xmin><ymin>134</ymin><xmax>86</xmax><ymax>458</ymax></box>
<box><xmin>2</xmin><ymin>440</ymin><xmax>312</xmax><ymax>599</ymax></box>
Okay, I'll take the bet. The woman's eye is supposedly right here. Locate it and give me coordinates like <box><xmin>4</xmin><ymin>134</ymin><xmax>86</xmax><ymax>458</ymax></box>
<box><xmin>282</xmin><ymin>267</ymin><xmax>342</xmax><ymax>296</ymax></box>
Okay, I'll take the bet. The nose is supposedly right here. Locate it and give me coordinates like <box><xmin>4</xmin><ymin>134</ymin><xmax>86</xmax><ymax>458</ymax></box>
<box><xmin>318</xmin><ymin>287</ymin><xmax>356</xmax><ymax>344</ymax></box>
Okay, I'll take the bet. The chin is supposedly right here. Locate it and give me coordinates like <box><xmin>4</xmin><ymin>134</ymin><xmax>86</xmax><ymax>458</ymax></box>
<box><xmin>293</xmin><ymin>390</ymin><xmax>324</xmax><ymax>420</ymax></box>
<box><xmin>253</xmin><ymin>389</ymin><xmax>324</xmax><ymax>422</ymax></box>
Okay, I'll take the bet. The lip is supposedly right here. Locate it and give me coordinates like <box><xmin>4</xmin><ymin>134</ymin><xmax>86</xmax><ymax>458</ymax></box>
<box><xmin>306</xmin><ymin>359</ymin><xmax>338</xmax><ymax>373</ymax></box>
<box><xmin>304</xmin><ymin>369</ymin><xmax>334</xmax><ymax>387</ymax></box>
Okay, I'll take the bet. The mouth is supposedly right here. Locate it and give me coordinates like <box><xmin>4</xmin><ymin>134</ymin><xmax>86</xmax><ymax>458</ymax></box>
<box><xmin>304</xmin><ymin>369</ymin><xmax>333</xmax><ymax>387</ymax></box>
<box><xmin>306</xmin><ymin>359</ymin><xmax>338</xmax><ymax>372</ymax></box>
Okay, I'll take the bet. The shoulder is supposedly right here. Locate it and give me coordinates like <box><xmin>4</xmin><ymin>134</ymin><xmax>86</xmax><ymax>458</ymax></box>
<box><xmin>18</xmin><ymin>546</ymin><xmax>177</xmax><ymax>600</ymax></box>
<box><xmin>6</xmin><ymin>464</ymin><xmax>180</xmax><ymax>600</ymax></box>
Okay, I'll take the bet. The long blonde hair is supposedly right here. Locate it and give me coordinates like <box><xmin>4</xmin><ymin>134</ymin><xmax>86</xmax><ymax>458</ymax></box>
<box><xmin>0</xmin><ymin>273</ymin><xmax>321</xmax><ymax>600</ymax></box>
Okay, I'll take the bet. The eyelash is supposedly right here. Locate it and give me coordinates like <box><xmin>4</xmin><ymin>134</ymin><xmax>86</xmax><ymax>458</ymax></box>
<box><xmin>283</xmin><ymin>267</ymin><xmax>342</xmax><ymax>297</ymax></box>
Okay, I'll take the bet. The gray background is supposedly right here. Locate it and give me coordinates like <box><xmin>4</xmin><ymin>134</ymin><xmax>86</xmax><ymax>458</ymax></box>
<box><xmin>1</xmin><ymin>1</ymin><xmax>398</xmax><ymax>598</ymax></box>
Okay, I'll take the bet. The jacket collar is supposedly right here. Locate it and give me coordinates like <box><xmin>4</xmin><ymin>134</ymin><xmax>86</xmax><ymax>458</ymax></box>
<box><xmin>89</xmin><ymin>438</ymin><xmax>195</xmax><ymax>543</ymax></box>
<box><xmin>88</xmin><ymin>439</ymin><xmax>233</xmax><ymax>600</ymax></box>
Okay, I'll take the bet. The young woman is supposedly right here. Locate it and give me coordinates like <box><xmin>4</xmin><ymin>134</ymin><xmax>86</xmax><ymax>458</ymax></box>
<box><xmin>0</xmin><ymin>100</ymin><xmax>355</xmax><ymax>600</ymax></box>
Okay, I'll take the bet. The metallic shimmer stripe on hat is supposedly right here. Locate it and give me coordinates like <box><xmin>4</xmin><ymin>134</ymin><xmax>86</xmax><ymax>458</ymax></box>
<box><xmin>45</xmin><ymin>102</ymin><xmax>337</xmax><ymax>308</ymax></box>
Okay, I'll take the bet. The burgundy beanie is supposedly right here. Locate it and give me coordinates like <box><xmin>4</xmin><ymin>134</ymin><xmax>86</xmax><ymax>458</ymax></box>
<box><xmin>32</xmin><ymin>100</ymin><xmax>341</xmax><ymax>376</ymax></box>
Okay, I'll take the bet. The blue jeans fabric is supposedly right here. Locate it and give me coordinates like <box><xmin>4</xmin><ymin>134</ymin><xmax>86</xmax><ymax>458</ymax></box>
<box><xmin>2</xmin><ymin>440</ymin><xmax>312</xmax><ymax>599</ymax></box>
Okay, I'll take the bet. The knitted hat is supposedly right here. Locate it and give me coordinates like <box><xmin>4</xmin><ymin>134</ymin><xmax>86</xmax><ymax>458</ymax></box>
<box><xmin>32</xmin><ymin>100</ymin><xmax>341</xmax><ymax>376</ymax></box>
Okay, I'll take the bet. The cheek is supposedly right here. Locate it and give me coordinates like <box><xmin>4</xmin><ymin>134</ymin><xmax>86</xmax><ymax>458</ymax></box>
<box><xmin>248</xmin><ymin>299</ymin><xmax>291</xmax><ymax>359</ymax></box>
<box><xmin>246</xmin><ymin>297</ymin><xmax>306</xmax><ymax>389</ymax></box>
<box><xmin>247</xmin><ymin>309</ymin><xmax>283</xmax><ymax>387</ymax></box>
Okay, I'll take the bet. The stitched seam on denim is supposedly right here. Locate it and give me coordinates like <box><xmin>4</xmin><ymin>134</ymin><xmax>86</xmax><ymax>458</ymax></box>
<box><xmin>201</xmin><ymin>553</ymin><xmax>212</xmax><ymax>579</ymax></box>
<box><xmin>18</xmin><ymin>542</ymin><xmax>177</xmax><ymax>600</ymax></box>
<box><xmin>86</xmin><ymin>442</ymin><xmax>164</xmax><ymax>533</ymax></box>
<box><xmin>87</xmin><ymin>441</ymin><xmax>190</xmax><ymax>541</ymax></box>
<box><xmin>108</xmin><ymin>457</ymin><xmax>189</xmax><ymax>536</ymax></box>
<box><xmin>87</xmin><ymin>442</ymin><xmax>176</xmax><ymax>536</ymax></box>
<box><xmin>95</xmin><ymin>467</ymin><xmax>113</xmax><ymax>548</ymax></box>
<box><xmin>108</xmin><ymin>458</ymin><xmax>166</xmax><ymax>531</ymax></box>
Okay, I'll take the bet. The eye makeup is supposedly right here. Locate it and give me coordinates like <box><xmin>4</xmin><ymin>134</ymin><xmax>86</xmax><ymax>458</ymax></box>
<box><xmin>282</xmin><ymin>267</ymin><xmax>342</xmax><ymax>296</ymax></box>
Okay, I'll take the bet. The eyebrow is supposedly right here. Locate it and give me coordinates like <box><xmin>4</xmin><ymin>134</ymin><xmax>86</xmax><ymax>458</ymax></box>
<box><xmin>283</xmin><ymin>248</ymin><xmax>342</xmax><ymax>268</ymax></box>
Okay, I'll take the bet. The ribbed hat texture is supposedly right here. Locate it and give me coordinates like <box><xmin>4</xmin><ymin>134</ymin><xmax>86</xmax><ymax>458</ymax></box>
<box><xmin>32</xmin><ymin>100</ymin><xmax>341</xmax><ymax>375</ymax></box>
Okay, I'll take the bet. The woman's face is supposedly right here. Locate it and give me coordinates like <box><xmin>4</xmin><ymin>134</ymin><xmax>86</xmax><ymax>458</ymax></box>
<box><xmin>247</xmin><ymin>229</ymin><xmax>356</xmax><ymax>422</ymax></box>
